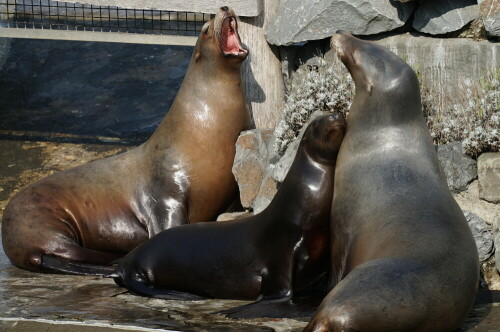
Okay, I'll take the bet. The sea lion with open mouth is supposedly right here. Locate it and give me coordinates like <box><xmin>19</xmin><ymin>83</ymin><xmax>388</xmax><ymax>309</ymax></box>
<box><xmin>304</xmin><ymin>31</ymin><xmax>478</xmax><ymax>332</ymax></box>
<box><xmin>2</xmin><ymin>7</ymin><xmax>250</xmax><ymax>275</ymax></box>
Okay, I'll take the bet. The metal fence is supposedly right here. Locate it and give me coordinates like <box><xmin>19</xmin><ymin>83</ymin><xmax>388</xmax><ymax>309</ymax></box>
<box><xmin>0</xmin><ymin>0</ymin><xmax>210</xmax><ymax>36</ymax></box>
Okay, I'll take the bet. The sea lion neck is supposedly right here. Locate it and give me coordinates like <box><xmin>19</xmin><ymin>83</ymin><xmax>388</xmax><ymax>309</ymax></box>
<box><xmin>347</xmin><ymin>67</ymin><xmax>422</xmax><ymax>135</ymax></box>
<box><xmin>143</xmin><ymin>53</ymin><xmax>246</xmax><ymax>153</ymax></box>
<box><xmin>266</xmin><ymin>148</ymin><xmax>335</xmax><ymax>228</ymax></box>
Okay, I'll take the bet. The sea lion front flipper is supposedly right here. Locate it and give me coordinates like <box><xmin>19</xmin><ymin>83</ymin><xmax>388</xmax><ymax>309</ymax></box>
<box><xmin>121</xmin><ymin>276</ymin><xmax>207</xmax><ymax>301</ymax></box>
<box><xmin>40</xmin><ymin>255</ymin><xmax>117</xmax><ymax>276</ymax></box>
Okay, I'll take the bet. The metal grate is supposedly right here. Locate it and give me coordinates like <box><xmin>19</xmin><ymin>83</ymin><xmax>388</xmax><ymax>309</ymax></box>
<box><xmin>0</xmin><ymin>0</ymin><xmax>210</xmax><ymax>36</ymax></box>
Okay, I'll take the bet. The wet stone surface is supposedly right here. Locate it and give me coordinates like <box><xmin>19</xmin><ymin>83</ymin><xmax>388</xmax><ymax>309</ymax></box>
<box><xmin>0</xmin><ymin>239</ymin><xmax>307</xmax><ymax>331</ymax></box>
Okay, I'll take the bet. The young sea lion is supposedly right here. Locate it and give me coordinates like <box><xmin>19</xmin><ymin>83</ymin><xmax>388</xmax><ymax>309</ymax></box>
<box><xmin>112</xmin><ymin>114</ymin><xmax>346</xmax><ymax>302</ymax></box>
<box><xmin>2</xmin><ymin>7</ymin><xmax>250</xmax><ymax>275</ymax></box>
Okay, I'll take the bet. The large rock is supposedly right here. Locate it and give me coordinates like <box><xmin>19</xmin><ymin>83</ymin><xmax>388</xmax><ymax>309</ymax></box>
<box><xmin>436</xmin><ymin>142</ymin><xmax>477</xmax><ymax>193</ymax></box>
<box><xmin>454</xmin><ymin>180</ymin><xmax>500</xmax><ymax>227</ymax></box>
<box><xmin>272</xmin><ymin>135</ymin><xmax>301</xmax><ymax>183</ymax></box>
<box><xmin>232</xmin><ymin>129</ymin><xmax>276</xmax><ymax>209</ymax></box>
<box><xmin>265</xmin><ymin>0</ymin><xmax>417</xmax><ymax>46</ymax></box>
<box><xmin>479</xmin><ymin>0</ymin><xmax>500</xmax><ymax>37</ymax></box>
<box><xmin>478</xmin><ymin>153</ymin><xmax>500</xmax><ymax>203</ymax></box>
<box><xmin>413</xmin><ymin>0</ymin><xmax>480</xmax><ymax>35</ymax></box>
<box><xmin>492</xmin><ymin>217</ymin><xmax>500</xmax><ymax>273</ymax></box>
<box><xmin>216</xmin><ymin>211</ymin><xmax>253</xmax><ymax>222</ymax></box>
<box><xmin>464</xmin><ymin>210</ymin><xmax>495</xmax><ymax>263</ymax></box>
<box><xmin>253</xmin><ymin>172</ymin><xmax>279</xmax><ymax>214</ymax></box>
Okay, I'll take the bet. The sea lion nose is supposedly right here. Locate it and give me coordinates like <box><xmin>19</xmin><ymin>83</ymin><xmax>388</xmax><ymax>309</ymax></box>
<box><xmin>221</xmin><ymin>6</ymin><xmax>228</xmax><ymax>11</ymax></box>
<box><xmin>327</xmin><ymin>113</ymin><xmax>339</xmax><ymax>122</ymax></box>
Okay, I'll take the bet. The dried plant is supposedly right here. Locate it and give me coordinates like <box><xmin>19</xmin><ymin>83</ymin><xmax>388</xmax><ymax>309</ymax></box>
<box><xmin>274</xmin><ymin>57</ymin><xmax>354</xmax><ymax>155</ymax></box>
<box><xmin>421</xmin><ymin>67</ymin><xmax>499</xmax><ymax>158</ymax></box>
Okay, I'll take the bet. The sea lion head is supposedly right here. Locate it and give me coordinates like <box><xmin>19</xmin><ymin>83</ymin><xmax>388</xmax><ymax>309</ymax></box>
<box><xmin>194</xmin><ymin>7</ymin><xmax>249</xmax><ymax>65</ymax></box>
<box><xmin>301</xmin><ymin>114</ymin><xmax>346</xmax><ymax>165</ymax></box>
<box><xmin>330</xmin><ymin>30</ymin><xmax>418</xmax><ymax>99</ymax></box>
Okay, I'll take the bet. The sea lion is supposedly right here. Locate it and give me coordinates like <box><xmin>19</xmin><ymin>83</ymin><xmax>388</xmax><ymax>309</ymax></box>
<box><xmin>304</xmin><ymin>31</ymin><xmax>479</xmax><ymax>332</ymax></box>
<box><xmin>111</xmin><ymin>114</ymin><xmax>346</xmax><ymax>301</ymax></box>
<box><xmin>1</xmin><ymin>6</ymin><xmax>250</xmax><ymax>275</ymax></box>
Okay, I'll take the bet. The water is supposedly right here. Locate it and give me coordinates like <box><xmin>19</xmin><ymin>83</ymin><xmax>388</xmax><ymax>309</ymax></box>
<box><xmin>0</xmin><ymin>38</ymin><xmax>193</xmax><ymax>144</ymax></box>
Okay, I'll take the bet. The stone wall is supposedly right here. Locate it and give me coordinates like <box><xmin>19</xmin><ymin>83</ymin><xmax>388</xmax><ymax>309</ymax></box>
<box><xmin>369</xmin><ymin>34</ymin><xmax>498</xmax><ymax>103</ymax></box>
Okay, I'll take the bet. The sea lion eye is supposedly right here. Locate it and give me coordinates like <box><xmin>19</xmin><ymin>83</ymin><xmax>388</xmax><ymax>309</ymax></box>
<box><xmin>202</xmin><ymin>23</ymin><xmax>210</xmax><ymax>35</ymax></box>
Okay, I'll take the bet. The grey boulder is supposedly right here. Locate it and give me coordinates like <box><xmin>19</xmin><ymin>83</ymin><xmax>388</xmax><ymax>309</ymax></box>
<box><xmin>464</xmin><ymin>210</ymin><xmax>494</xmax><ymax>263</ymax></box>
<box><xmin>265</xmin><ymin>0</ymin><xmax>417</xmax><ymax>46</ymax></box>
<box><xmin>479</xmin><ymin>0</ymin><xmax>500</xmax><ymax>37</ymax></box>
<box><xmin>436</xmin><ymin>142</ymin><xmax>477</xmax><ymax>193</ymax></box>
<box><xmin>413</xmin><ymin>0</ymin><xmax>480</xmax><ymax>35</ymax></box>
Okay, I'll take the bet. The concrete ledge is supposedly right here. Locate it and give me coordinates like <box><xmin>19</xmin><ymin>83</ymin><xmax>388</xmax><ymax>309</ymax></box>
<box><xmin>0</xmin><ymin>27</ymin><xmax>197</xmax><ymax>45</ymax></box>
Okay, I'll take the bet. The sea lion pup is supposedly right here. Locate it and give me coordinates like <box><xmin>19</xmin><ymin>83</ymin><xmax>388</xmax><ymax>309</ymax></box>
<box><xmin>304</xmin><ymin>31</ymin><xmax>479</xmax><ymax>332</ymax></box>
<box><xmin>111</xmin><ymin>114</ymin><xmax>346</xmax><ymax>302</ymax></box>
<box><xmin>1</xmin><ymin>6</ymin><xmax>250</xmax><ymax>275</ymax></box>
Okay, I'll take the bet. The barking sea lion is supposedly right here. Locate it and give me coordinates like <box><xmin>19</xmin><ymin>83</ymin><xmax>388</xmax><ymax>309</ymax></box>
<box><xmin>2</xmin><ymin>7</ymin><xmax>250</xmax><ymax>275</ymax></box>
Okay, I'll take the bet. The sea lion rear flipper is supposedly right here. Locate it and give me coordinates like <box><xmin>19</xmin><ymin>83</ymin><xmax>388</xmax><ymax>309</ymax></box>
<box><xmin>41</xmin><ymin>255</ymin><xmax>117</xmax><ymax>276</ymax></box>
<box><xmin>216</xmin><ymin>295</ymin><xmax>321</xmax><ymax>319</ymax></box>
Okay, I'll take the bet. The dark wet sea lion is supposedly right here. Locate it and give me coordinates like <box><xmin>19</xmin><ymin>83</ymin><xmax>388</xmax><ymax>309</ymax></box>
<box><xmin>304</xmin><ymin>31</ymin><xmax>479</xmax><ymax>332</ymax></box>
<box><xmin>111</xmin><ymin>114</ymin><xmax>346</xmax><ymax>302</ymax></box>
<box><xmin>1</xmin><ymin>7</ymin><xmax>250</xmax><ymax>275</ymax></box>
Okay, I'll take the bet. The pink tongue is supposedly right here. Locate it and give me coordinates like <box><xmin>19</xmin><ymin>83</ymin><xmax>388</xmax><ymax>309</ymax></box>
<box><xmin>225</xmin><ymin>32</ymin><xmax>240</xmax><ymax>53</ymax></box>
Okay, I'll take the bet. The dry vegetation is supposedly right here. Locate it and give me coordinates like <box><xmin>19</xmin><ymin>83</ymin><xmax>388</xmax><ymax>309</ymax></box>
<box><xmin>274</xmin><ymin>57</ymin><xmax>353</xmax><ymax>155</ymax></box>
<box><xmin>275</xmin><ymin>55</ymin><xmax>499</xmax><ymax>159</ymax></box>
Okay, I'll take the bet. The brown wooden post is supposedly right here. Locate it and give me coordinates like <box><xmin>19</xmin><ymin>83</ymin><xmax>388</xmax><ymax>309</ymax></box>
<box><xmin>239</xmin><ymin>0</ymin><xmax>285</xmax><ymax>129</ymax></box>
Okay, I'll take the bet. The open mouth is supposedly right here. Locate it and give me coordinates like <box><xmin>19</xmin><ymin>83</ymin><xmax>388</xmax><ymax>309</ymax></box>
<box><xmin>220</xmin><ymin>16</ymin><xmax>248</xmax><ymax>57</ymax></box>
